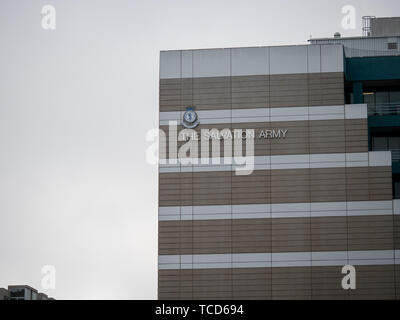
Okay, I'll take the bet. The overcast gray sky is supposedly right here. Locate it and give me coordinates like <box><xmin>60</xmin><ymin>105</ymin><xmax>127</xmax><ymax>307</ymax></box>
<box><xmin>0</xmin><ymin>0</ymin><xmax>399</xmax><ymax>300</ymax></box>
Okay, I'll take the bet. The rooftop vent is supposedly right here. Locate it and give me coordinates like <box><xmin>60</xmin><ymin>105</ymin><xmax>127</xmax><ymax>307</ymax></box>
<box><xmin>362</xmin><ymin>16</ymin><xmax>375</xmax><ymax>36</ymax></box>
<box><xmin>334</xmin><ymin>32</ymin><xmax>341</xmax><ymax>38</ymax></box>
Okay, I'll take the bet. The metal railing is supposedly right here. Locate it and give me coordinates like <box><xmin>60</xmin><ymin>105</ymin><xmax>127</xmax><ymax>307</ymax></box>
<box><xmin>371</xmin><ymin>149</ymin><xmax>400</xmax><ymax>162</ymax></box>
<box><xmin>368</xmin><ymin>103</ymin><xmax>400</xmax><ymax>116</ymax></box>
<box><xmin>392</xmin><ymin>149</ymin><xmax>400</xmax><ymax>162</ymax></box>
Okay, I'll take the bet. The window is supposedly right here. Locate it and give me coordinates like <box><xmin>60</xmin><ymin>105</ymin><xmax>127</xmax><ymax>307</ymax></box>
<box><xmin>388</xmin><ymin>137</ymin><xmax>400</xmax><ymax>150</ymax></box>
<box><xmin>9</xmin><ymin>289</ymin><xmax>24</xmax><ymax>298</ymax></box>
<box><xmin>372</xmin><ymin>136</ymin><xmax>400</xmax><ymax>151</ymax></box>
<box><xmin>363</xmin><ymin>92</ymin><xmax>375</xmax><ymax>104</ymax></box>
<box><xmin>362</xmin><ymin>88</ymin><xmax>400</xmax><ymax>115</ymax></box>
<box><xmin>394</xmin><ymin>181</ymin><xmax>400</xmax><ymax>199</ymax></box>
<box><xmin>375</xmin><ymin>91</ymin><xmax>390</xmax><ymax>104</ymax></box>
<box><xmin>372</xmin><ymin>137</ymin><xmax>388</xmax><ymax>151</ymax></box>
<box><xmin>393</xmin><ymin>175</ymin><xmax>400</xmax><ymax>199</ymax></box>
<box><xmin>388</xmin><ymin>42</ymin><xmax>398</xmax><ymax>50</ymax></box>
<box><xmin>389</xmin><ymin>91</ymin><xmax>400</xmax><ymax>103</ymax></box>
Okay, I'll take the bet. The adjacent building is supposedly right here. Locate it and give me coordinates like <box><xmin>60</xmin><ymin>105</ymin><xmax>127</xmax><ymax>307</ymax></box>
<box><xmin>0</xmin><ymin>288</ymin><xmax>10</xmax><ymax>300</ymax></box>
<box><xmin>158</xmin><ymin>16</ymin><xmax>400</xmax><ymax>299</ymax></box>
<box><xmin>1</xmin><ymin>285</ymin><xmax>53</xmax><ymax>300</ymax></box>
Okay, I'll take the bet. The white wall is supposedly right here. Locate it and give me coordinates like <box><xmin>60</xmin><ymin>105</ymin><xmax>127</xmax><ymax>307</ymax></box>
<box><xmin>160</xmin><ymin>44</ymin><xmax>344</xmax><ymax>79</ymax></box>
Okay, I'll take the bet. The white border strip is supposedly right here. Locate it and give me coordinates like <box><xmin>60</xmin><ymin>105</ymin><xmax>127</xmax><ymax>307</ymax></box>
<box><xmin>159</xmin><ymin>104</ymin><xmax>366</xmax><ymax>125</ymax></box>
<box><xmin>158</xmin><ymin>250</ymin><xmax>400</xmax><ymax>270</ymax></box>
<box><xmin>159</xmin><ymin>152</ymin><xmax>391</xmax><ymax>173</ymax></box>
<box><xmin>159</xmin><ymin>200</ymin><xmax>395</xmax><ymax>221</ymax></box>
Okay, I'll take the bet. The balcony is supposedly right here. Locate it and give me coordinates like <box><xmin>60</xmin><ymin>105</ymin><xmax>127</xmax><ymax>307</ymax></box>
<box><xmin>368</xmin><ymin>103</ymin><xmax>400</xmax><ymax>116</ymax></box>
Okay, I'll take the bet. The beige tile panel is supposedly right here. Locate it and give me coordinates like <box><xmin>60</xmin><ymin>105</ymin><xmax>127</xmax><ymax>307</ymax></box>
<box><xmin>158</xmin><ymin>264</ymin><xmax>397</xmax><ymax>299</ymax></box>
<box><xmin>396</xmin><ymin>265</ymin><xmax>400</xmax><ymax>300</ymax></box>
<box><xmin>159</xmin><ymin>72</ymin><xmax>343</xmax><ymax>86</ymax></box>
<box><xmin>159</xmin><ymin>215</ymin><xmax>395</xmax><ymax>255</ymax></box>
<box><xmin>160</xmin><ymin>73</ymin><xmax>344</xmax><ymax>111</ymax></box>
<box><xmin>159</xmin><ymin>119</ymin><xmax>367</xmax><ymax>159</ymax></box>
<box><xmin>395</xmin><ymin>216</ymin><xmax>400</xmax><ymax>251</ymax></box>
<box><xmin>159</xmin><ymin>166</ymin><xmax>391</xmax><ymax>206</ymax></box>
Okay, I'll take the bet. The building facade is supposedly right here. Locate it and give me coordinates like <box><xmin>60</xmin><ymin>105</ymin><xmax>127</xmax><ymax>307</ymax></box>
<box><xmin>158</xmin><ymin>17</ymin><xmax>400</xmax><ymax>299</ymax></box>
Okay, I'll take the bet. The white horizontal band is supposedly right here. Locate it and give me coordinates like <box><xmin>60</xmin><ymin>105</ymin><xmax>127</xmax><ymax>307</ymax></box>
<box><xmin>159</xmin><ymin>152</ymin><xmax>391</xmax><ymax>173</ymax></box>
<box><xmin>160</xmin><ymin>45</ymin><xmax>344</xmax><ymax>78</ymax></box>
<box><xmin>159</xmin><ymin>250</ymin><xmax>400</xmax><ymax>270</ymax></box>
<box><xmin>159</xmin><ymin>200</ymin><xmax>397</xmax><ymax>221</ymax></box>
<box><xmin>159</xmin><ymin>104</ymin><xmax>366</xmax><ymax>125</ymax></box>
